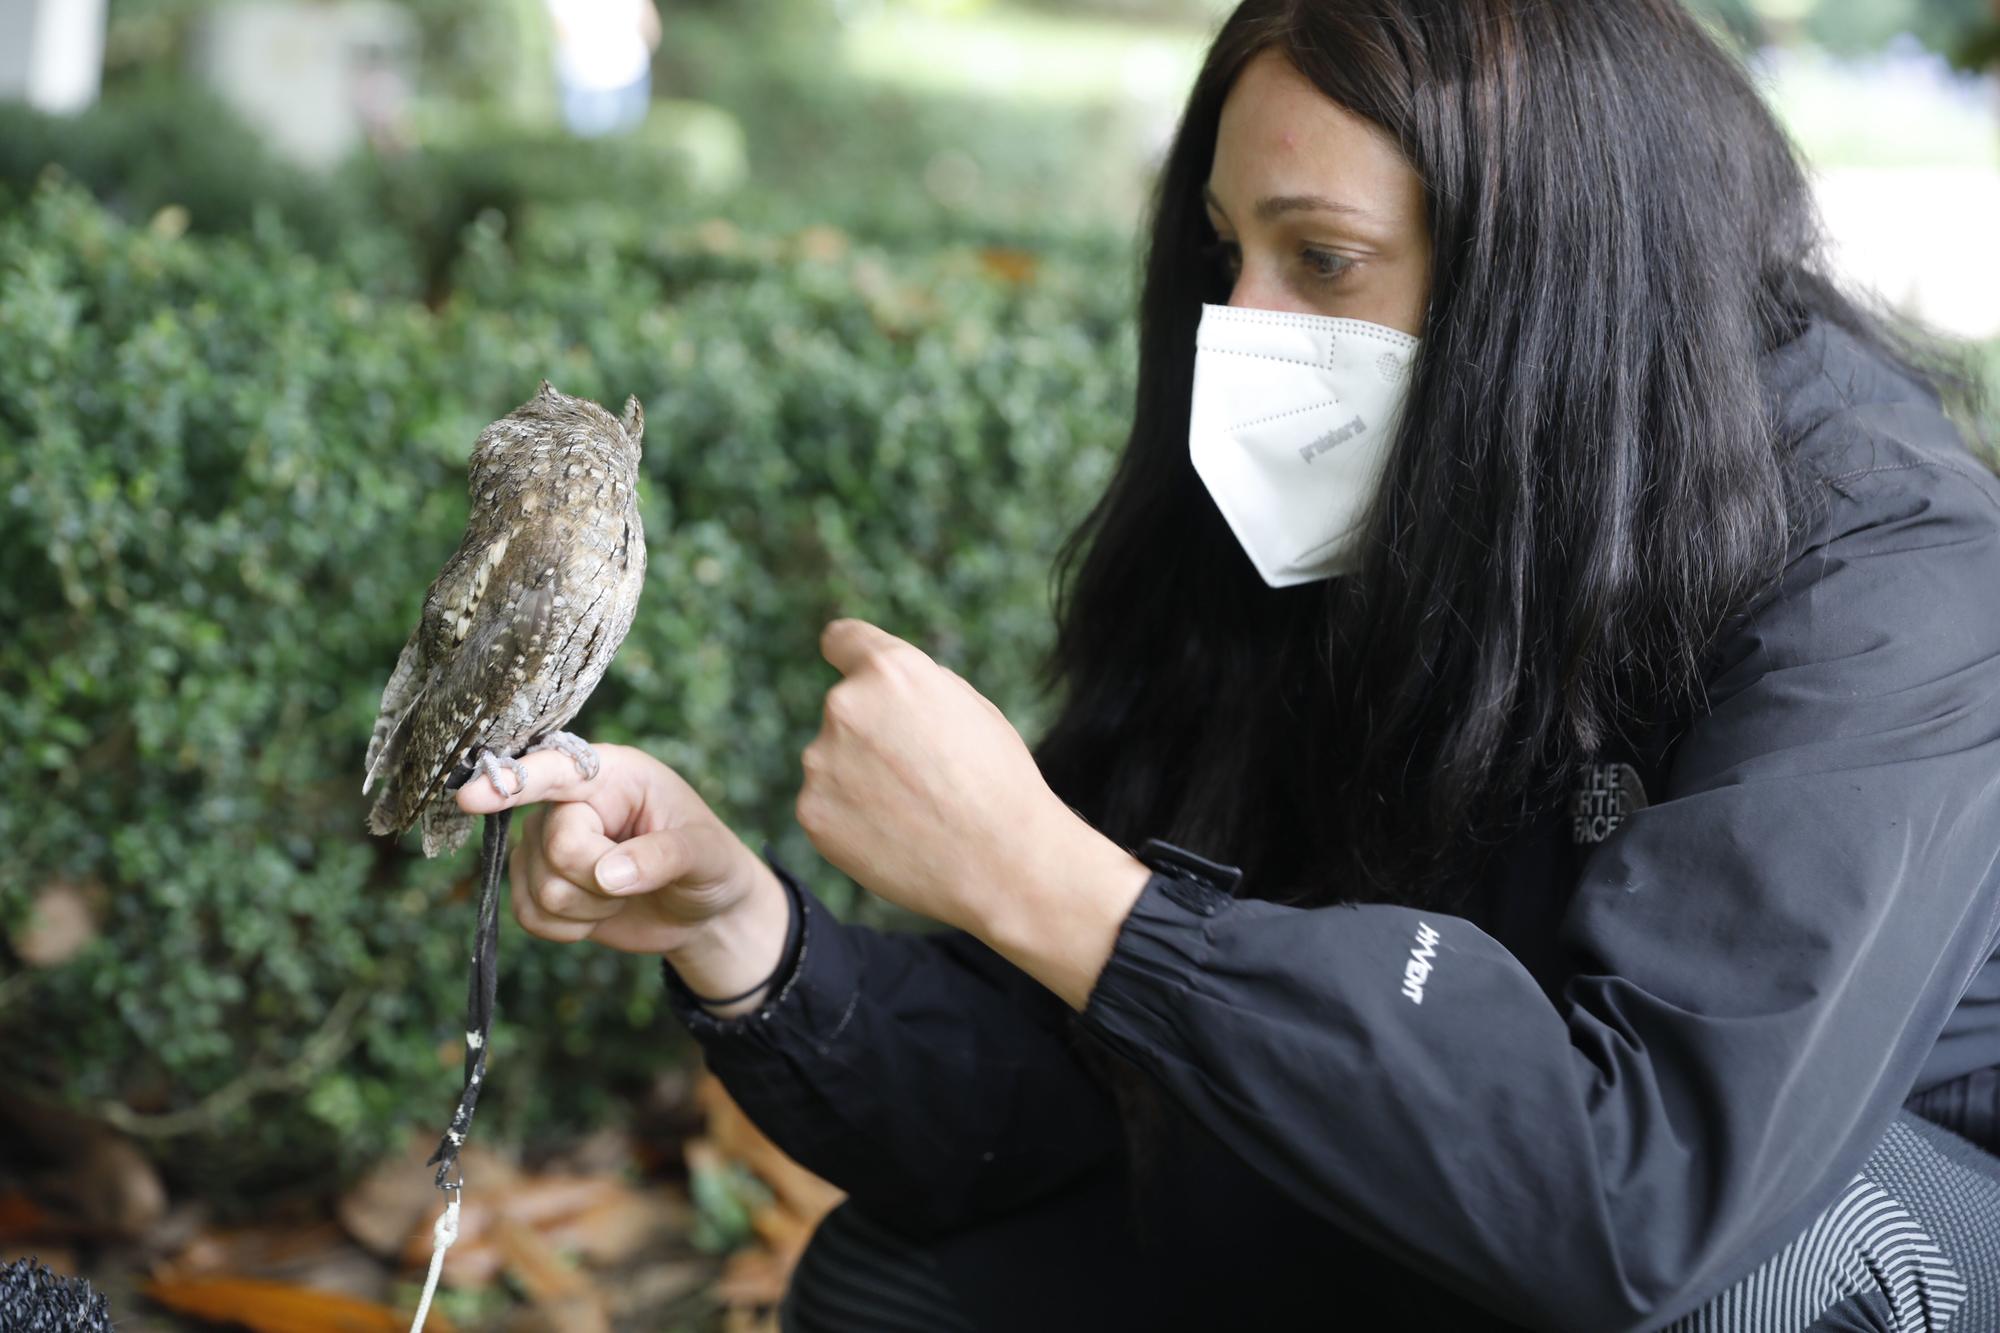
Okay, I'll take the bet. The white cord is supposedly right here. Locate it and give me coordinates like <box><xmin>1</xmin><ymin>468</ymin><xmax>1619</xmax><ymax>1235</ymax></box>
<box><xmin>408</xmin><ymin>1190</ymin><xmax>461</xmax><ymax>1333</ymax></box>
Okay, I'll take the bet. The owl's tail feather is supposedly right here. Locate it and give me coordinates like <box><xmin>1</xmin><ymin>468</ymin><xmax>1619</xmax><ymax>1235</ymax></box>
<box><xmin>426</xmin><ymin>810</ymin><xmax>508</xmax><ymax>1192</ymax></box>
<box><xmin>417</xmin><ymin>801</ymin><xmax>476</xmax><ymax>858</ymax></box>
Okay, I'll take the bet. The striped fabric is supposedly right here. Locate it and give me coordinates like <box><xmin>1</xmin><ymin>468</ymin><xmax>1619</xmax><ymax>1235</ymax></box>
<box><xmin>1665</xmin><ymin>1112</ymin><xmax>2000</xmax><ymax>1332</ymax></box>
<box><xmin>780</xmin><ymin>1201</ymin><xmax>975</xmax><ymax>1333</ymax></box>
<box><xmin>1664</xmin><ymin>1174</ymin><xmax>1966</xmax><ymax>1331</ymax></box>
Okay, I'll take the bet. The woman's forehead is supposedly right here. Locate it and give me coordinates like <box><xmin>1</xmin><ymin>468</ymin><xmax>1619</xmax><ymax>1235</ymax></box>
<box><xmin>1209</xmin><ymin>50</ymin><xmax>1421</xmax><ymax>227</ymax></box>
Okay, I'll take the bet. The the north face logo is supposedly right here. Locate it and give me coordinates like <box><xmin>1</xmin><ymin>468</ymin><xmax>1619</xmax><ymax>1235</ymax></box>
<box><xmin>1571</xmin><ymin>761</ymin><xmax>1648</xmax><ymax>845</ymax></box>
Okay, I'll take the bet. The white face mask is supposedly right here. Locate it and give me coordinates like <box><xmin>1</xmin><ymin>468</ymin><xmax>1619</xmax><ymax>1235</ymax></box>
<box><xmin>1188</xmin><ymin>303</ymin><xmax>1419</xmax><ymax>587</ymax></box>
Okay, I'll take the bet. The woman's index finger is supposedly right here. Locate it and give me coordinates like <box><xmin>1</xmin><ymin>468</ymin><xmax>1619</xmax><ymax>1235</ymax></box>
<box><xmin>453</xmin><ymin>747</ymin><xmax>604</xmax><ymax>815</ymax></box>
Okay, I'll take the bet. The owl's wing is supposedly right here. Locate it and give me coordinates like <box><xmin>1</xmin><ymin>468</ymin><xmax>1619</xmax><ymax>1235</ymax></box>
<box><xmin>363</xmin><ymin>624</ymin><xmax>426</xmax><ymax>796</ymax></box>
<box><xmin>361</xmin><ymin>527</ymin><xmax>495</xmax><ymax>818</ymax></box>
<box><xmin>366</xmin><ymin>564</ymin><xmax>562</xmax><ymax>838</ymax></box>
<box><xmin>414</xmin><ymin>524</ymin><xmax>516</xmax><ymax>664</ymax></box>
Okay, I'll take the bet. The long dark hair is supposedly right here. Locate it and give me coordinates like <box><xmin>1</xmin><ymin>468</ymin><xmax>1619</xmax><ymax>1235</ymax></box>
<box><xmin>1032</xmin><ymin>0</ymin><xmax>1972</xmax><ymax>1195</ymax></box>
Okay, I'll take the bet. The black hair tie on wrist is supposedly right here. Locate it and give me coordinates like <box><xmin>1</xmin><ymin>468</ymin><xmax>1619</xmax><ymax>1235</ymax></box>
<box><xmin>685</xmin><ymin>869</ymin><xmax>803</xmax><ymax>1009</ymax></box>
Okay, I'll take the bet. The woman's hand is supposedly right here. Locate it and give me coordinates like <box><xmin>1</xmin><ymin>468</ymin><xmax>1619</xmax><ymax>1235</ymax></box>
<box><xmin>800</xmin><ymin>618</ymin><xmax>1143</xmax><ymax>952</ymax></box>
<box><xmin>453</xmin><ymin>742</ymin><xmax>776</xmax><ymax>960</ymax></box>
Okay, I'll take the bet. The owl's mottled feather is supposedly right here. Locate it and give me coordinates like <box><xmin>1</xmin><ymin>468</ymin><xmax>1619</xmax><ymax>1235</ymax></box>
<box><xmin>365</xmin><ymin>381</ymin><xmax>647</xmax><ymax>854</ymax></box>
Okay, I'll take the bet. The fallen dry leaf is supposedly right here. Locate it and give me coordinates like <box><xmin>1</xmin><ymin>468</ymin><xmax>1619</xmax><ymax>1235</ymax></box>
<box><xmin>690</xmin><ymin>1069</ymin><xmax>848</xmax><ymax>1322</ymax></box>
<box><xmin>338</xmin><ymin>1133</ymin><xmax>452</xmax><ymax>1260</ymax></box>
<box><xmin>694</xmin><ymin>1073</ymin><xmax>844</xmax><ymax>1225</ymax></box>
<box><xmin>0</xmin><ymin>1192</ymin><xmax>58</xmax><ymax>1244</ymax></box>
<box><xmin>748</xmin><ymin>1200</ymin><xmax>813</xmax><ymax>1259</ymax></box>
<box><xmin>498</xmin><ymin>1303</ymin><xmax>605</xmax><ymax>1333</ymax></box>
<box><xmin>393</xmin><ymin>1144</ymin><xmax>524</xmax><ymax>1286</ymax></box>
<box><xmin>537</xmin><ymin>1184</ymin><xmax>690</xmax><ymax>1267</ymax></box>
<box><xmin>142</xmin><ymin>1272</ymin><xmax>452</xmax><ymax>1333</ymax></box>
<box><xmin>167</xmin><ymin>1222</ymin><xmax>350</xmax><ymax>1276</ymax></box>
<box><xmin>43</xmin><ymin>1132</ymin><xmax>167</xmax><ymax>1239</ymax></box>
<box><xmin>490</xmin><ymin>1214</ymin><xmax>615</xmax><ymax>1333</ymax></box>
<box><xmin>0</xmin><ymin>1097</ymin><xmax>167</xmax><ymax>1240</ymax></box>
<box><xmin>390</xmin><ymin>1146</ymin><xmax>689</xmax><ymax>1291</ymax></box>
<box><xmin>548</xmin><ymin>1126</ymin><xmax>632</xmax><ymax>1178</ymax></box>
<box><xmin>490</xmin><ymin>1215</ymin><xmax>587</xmax><ymax>1304</ymax></box>
<box><xmin>158</xmin><ymin>1219</ymin><xmax>392</xmax><ymax>1310</ymax></box>
<box><xmin>492</xmin><ymin>1174</ymin><xmax>618</xmax><ymax>1231</ymax></box>
<box><xmin>712</xmin><ymin>1246</ymin><xmax>787</xmax><ymax>1309</ymax></box>
<box><xmin>603</xmin><ymin>1257</ymin><xmax>709</xmax><ymax>1318</ymax></box>
<box><xmin>0</xmin><ymin>1245</ymin><xmax>76</xmax><ymax>1274</ymax></box>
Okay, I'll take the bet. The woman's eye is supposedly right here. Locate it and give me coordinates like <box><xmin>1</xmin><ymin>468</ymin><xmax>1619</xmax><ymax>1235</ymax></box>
<box><xmin>1199</xmin><ymin>238</ymin><xmax>1351</xmax><ymax>289</ymax></box>
<box><xmin>1300</xmin><ymin>247</ymin><xmax>1353</xmax><ymax>282</ymax></box>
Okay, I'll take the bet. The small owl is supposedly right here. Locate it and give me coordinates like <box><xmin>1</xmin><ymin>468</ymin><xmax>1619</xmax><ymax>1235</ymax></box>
<box><xmin>364</xmin><ymin>381</ymin><xmax>647</xmax><ymax>850</ymax></box>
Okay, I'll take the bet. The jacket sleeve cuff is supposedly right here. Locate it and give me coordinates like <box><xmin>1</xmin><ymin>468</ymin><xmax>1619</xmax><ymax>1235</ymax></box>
<box><xmin>1076</xmin><ymin>869</ymin><xmax>1227</xmax><ymax>1057</ymax></box>
<box><xmin>660</xmin><ymin>843</ymin><xmax>864</xmax><ymax>1054</ymax></box>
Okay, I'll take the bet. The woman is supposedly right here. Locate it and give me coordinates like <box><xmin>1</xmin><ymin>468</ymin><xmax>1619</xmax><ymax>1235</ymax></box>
<box><xmin>458</xmin><ymin>1</ymin><xmax>2000</xmax><ymax>1328</ymax></box>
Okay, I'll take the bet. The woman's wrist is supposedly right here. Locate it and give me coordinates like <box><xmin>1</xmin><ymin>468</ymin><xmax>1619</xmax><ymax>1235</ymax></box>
<box><xmin>664</xmin><ymin>851</ymin><xmax>795</xmax><ymax>1019</ymax></box>
<box><xmin>979</xmin><ymin>808</ymin><xmax>1153</xmax><ymax>1012</ymax></box>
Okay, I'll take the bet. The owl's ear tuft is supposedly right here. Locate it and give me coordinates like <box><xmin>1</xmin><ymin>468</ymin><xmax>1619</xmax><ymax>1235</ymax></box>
<box><xmin>621</xmin><ymin>395</ymin><xmax>644</xmax><ymax>443</ymax></box>
<box><xmin>536</xmin><ymin>379</ymin><xmax>558</xmax><ymax>400</ymax></box>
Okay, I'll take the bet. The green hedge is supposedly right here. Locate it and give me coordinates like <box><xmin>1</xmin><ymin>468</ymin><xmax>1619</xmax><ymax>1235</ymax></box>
<box><xmin>0</xmin><ymin>179</ymin><xmax>1135</xmax><ymax>1198</ymax></box>
<box><xmin>0</xmin><ymin>83</ymin><xmax>369</xmax><ymax>254</ymax></box>
<box><xmin>0</xmin><ymin>89</ymin><xmax>753</xmax><ymax>305</ymax></box>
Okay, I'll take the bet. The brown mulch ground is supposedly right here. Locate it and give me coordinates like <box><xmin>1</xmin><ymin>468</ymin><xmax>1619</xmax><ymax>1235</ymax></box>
<box><xmin>0</xmin><ymin>1068</ymin><xmax>840</xmax><ymax>1333</ymax></box>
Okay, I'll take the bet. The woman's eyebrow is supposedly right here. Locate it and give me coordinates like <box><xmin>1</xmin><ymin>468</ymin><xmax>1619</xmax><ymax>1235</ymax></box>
<box><xmin>1203</xmin><ymin>183</ymin><xmax>1381</xmax><ymax>224</ymax></box>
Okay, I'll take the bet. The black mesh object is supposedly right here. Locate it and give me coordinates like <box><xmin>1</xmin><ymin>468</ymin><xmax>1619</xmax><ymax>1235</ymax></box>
<box><xmin>0</xmin><ymin>1258</ymin><xmax>113</xmax><ymax>1333</ymax></box>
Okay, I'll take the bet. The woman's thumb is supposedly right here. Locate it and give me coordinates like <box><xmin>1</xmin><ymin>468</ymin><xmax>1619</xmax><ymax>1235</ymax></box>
<box><xmin>593</xmin><ymin>821</ymin><xmax>739</xmax><ymax>897</ymax></box>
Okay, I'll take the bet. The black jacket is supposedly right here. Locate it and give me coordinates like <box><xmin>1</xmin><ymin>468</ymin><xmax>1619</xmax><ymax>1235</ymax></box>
<box><xmin>661</xmin><ymin>319</ymin><xmax>2000</xmax><ymax>1332</ymax></box>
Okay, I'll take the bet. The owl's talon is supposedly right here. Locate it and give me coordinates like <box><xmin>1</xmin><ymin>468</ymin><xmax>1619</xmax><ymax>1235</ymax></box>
<box><xmin>474</xmin><ymin>749</ymin><xmax>530</xmax><ymax>799</ymax></box>
<box><xmin>527</xmin><ymin>730</ymin><xmax>599</xmax><ymax>781</ymax></box>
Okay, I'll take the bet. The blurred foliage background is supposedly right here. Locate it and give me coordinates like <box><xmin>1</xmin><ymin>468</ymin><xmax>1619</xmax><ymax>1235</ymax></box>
<box><xmin>0</xmin><ymin>0</ymin><xmax>1996</xmax><ymax>1320</ymax></box>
